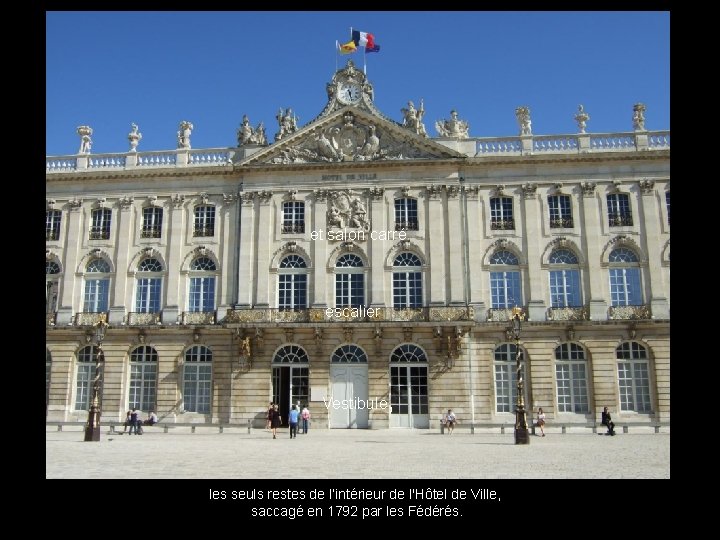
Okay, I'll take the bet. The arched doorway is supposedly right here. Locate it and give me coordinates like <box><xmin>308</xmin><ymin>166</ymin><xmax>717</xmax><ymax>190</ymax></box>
<box><xmin>389</xmin><ymin>344</ymin><xmax>429</xmax><ymax>428</ymax></box>
<box><xmin>272</xmin><ymin>345</ymin><xmax>309</xmax><ymax>421</ymax></box>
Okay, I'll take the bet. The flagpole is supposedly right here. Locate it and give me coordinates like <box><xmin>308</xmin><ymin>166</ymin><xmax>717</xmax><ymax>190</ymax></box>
<box><xmin>335</xmin><ymin>40</ymin><xmax>338</xmax><ymax>73</ymax></box>
<box><xmin>363</xmin><ymin>48</ymin><xmax>367</xmax><ymax>75</ymax></box>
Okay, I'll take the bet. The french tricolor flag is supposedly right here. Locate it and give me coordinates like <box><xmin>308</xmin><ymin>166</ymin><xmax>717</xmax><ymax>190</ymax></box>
<box><xmin>352</xmin><ymin>30</ymin><xmax>380</xmax><ymax>53</ymax></box>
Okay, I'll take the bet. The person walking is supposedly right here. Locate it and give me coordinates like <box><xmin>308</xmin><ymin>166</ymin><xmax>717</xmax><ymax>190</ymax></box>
<box><xmin>536</xmin><ymin>407</ymin><xmax>546</xmax><ymax>436</ymax></box>
<box><xmin>270</xmin><ymin>404</ymin><xmax>281</xmax><ymax>439</ymax></box>
<box><xmin>266</xmin><ymin>402</ymin><xmax>274</xmax><ymax>431</ymax></box>
<box><xmin>301</xmin><ymin>405</ymin><xmax>311</xmax><ymax>434</ymax></box>
<box><xmin>288</xmin><ymin>405</ymin><xmax>299</xmax><ymax>439</ymax></box>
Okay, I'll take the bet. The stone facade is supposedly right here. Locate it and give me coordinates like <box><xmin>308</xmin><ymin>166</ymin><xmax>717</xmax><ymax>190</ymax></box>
<box><xmin>46</xmin><ymin>61</ymin><xmax>670</xmax><ymax>429</ymax></box>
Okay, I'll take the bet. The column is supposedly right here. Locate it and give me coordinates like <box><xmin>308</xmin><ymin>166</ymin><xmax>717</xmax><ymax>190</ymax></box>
<box><xmin>311</xmin><ymin>190</ymin><xmax>328</xmax><ymax>307</ymax></box>
<box><xmin>254</xmin><ymin>191</ymin><xmax>273</xmax><ymax>306</ymax></box>
<box><xmin>236</xmin><ymin>193</ymin><xmax>256</xmax><ymax>307</ymax></box>
<box><xmin>163</xmin><ymin>195</ymin><xmax>187</xmax><ymax>324</ymax></box>
<box><xmin>426</xmin><ymin>185</ymin><xmax>446</xmax><ymax>305</ymax></box>
<box><xmin>446</xmin><ymin>185</ymin><xmax>465</xmax><ymax>305</ymax></box>
<box><xmin>217</xmin><ymin>194</ymin><xmax>237</xmax><ymax>320</ymax></box>
<box><xmin>522</xmin><ymin>183</ymin><xmax>546</xmax><ymax>321</ymax></box>
<box><xmin>638</xmin><ymin>181</ymin><xmax>669</xmax><ymax>319</ymax></box>
<box><xmin>368</xmin><ymin>188</ymin><xmax>385</xmax><ymax>307</ymax></box>
<box><xmin>57</xmin><ymin>199</ymin><xmax>84</xmax><ymax>325</ymax></box>
<box><xmin>464</xmin><ymin>187</ymin><xmax>485</xmax><ymax>317</ymax></box>
<box><xmin>580</xmin><ymin>183</ymin><xmax>608</xmax><ymax>320</ymax></box>
<box><xmin>109</xmin><ymin>198</ymin><xmax>134</xmax><ymax>324</ymax></box>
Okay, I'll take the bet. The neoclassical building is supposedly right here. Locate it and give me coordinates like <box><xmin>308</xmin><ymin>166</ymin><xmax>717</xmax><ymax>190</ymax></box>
<box><xmin>46</xmin><ymin>60</ymin><xmax>670</xmax><ymax>429</ymax></box>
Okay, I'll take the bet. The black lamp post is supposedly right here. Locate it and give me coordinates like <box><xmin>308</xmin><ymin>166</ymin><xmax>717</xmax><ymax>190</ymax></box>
<box><xmin>509</xmin><ymin>307</ymin><xmax>529</xmax><ymax>445</ymax></box>
<box><xmin>84</xmin><ymin>316</ymin><xmax>108</xmax><ymax>442</ymax></box>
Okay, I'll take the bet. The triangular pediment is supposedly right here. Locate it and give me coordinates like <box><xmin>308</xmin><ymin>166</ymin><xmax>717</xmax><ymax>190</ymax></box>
<box><xmin>240</xmin><ymin>107</ymin><xmax>465</xmax><ymax>166</ymax></box>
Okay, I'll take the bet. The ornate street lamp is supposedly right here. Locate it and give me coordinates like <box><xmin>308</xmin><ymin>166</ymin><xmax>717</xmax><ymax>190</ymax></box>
<box><xmin>84</xmin><ymin>315</ymin><xmax>108</xmax><ymax>442</ymax></box>
<box><xmin>508</xmin><ymin>307</ymin><xmax>529</xmax><ymax>445</ymax></box>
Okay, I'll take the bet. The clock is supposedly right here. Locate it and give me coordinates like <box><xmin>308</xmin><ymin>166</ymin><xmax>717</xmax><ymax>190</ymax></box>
<box><xmin>337</xmin><ymin>81</ymin><xmax>362</xmax><ymax>105</ymax></box>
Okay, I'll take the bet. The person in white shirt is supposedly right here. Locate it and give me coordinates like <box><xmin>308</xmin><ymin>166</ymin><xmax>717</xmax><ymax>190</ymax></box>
<box><xmin>443</xmin><ymin>409</ymin><xmax>457</xmax><ymax>434</ymax></box>
<box><xmin>536</xmin><ymin>408</ymin><xmax>546</xmax><ymax>437</ymax></box>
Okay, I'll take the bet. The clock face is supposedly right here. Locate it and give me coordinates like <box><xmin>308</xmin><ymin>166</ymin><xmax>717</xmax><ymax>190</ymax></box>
<box><xmin>338</xmin><ymin>82</ymin><xmax>362</xmax><ymax>104</ymax></box>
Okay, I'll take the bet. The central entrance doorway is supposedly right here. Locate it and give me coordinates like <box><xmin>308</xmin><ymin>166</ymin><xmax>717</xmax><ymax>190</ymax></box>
<box><xmin>329</xmin><ymin>344</ymin><xmax>369</xmax><ymax>428</ymax></box>
<box><xmin>272</xmin><ymin>345</ymin><xmax>309</xmax><ymax>421</ymax></box>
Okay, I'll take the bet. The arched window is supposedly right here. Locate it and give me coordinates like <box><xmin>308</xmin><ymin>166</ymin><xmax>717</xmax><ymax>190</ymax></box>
<box><xmin>278</xmin><ymin>255</ymin><xmax>307</xmax><ymax>311</ymax></box>
<box><xmin>489</xmin><ymin>250</ymin><xmax>522</xmax><ymax>308</ymax></box>
<box><xmin>490</xmin><ymin>196</ymin><xmax>514</xmax><ymax>230</ymax></box>
<box><xmin>75</xmin><ymin>345</ymin><xmax>102</xmax><ymax>410</ymax></box>
<box><xmin>392</xmin><ymin>253</ymin><xmax>422</xmax><ymax>308</ymax></box>
<box><xmin>617</xmin><ymin>342</ymin><xmax>651</xmax><ymax>413</ymax></box>
<box><xmin>84</xmin><ymin>258</ymin><xmax>111</xmax><ymax>313</ymax></box>
<box><xmin>549</xmin><ymin>249</ymin><xmax>581</xmax><ymax>307</ymax></box>
<box><xmin>608</xmin><ymin>248</ymin><xmax>642</xmax><ymax>306</ymax></box>
<box><xmin>331</xmin><ymin>344</ymin><xmax>368</xmax><ymax>363</ymax></box>
<box><xmin>494</xmin><ymin>343</ymin><xmax>525</xmax><ymax>413</ymax></box>
<box><xmin>335</xmin><ymin>254</ymin><xmax>364</xmax><ymax>308</ymax></box>
<box><xmin>273</xmin><ymin>345</ymin><xmax>309</xmax><ymax>363</ymax></box>
<box><xmin>183</xmin><ymin>345</ymin><xmax>212</xmax><ymax>414</ymax></box>
<box><xmin>193</xmin><ymin>205</ymin><xmax>215</xmax><ymax>237</ymax></box>
<box><xmin>389</xmin><ymin>344</ymin><xmax>429</xmax><ymax>424</ymax></box>
<box><xmin>136</xmin><ymin>257</ymin><xmax>163</xmax><ymax>313</ymax></box>
<box><xmin>46</xmin><ymin>261</ymin><xmax>61</xmax><ymax>274</ymax></box>
<box><xmin>394</xmin><ymin>197</ymin><xmax>418</xmax><ymax>230</ymax></box>
<box><xmin>129</xmin><ymin>346</ymin><xmax>158</xmax><ymax>411</ymax></box>
<box><xmin>189</xmin><ymin>256</ymin><xmax>217</xmax><ymax>313</ymax></box>
<box><xmin>555</xmin><ymin>343</ymin><xmax>589</xmax><ymax>413</ymax></box>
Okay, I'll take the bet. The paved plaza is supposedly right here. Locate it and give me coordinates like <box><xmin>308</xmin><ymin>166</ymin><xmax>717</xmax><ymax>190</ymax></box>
<box><xmin>46</xmin><ymin>427</ymin><xmax>670</xmax><ymax>479</ymax></box>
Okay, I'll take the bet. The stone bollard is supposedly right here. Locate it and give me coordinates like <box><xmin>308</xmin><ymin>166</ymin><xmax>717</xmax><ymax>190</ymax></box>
<box><xmin>247</xmin><ymin>419</ymin><xmax>252</xmax><ymax>434</ymax></box>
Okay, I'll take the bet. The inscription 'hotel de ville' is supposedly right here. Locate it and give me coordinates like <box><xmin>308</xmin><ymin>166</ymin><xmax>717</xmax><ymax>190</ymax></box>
<box><xmin>46</xmin><ymin>59</ymin><xmax>669</xmax><ymax>432</ymax></box>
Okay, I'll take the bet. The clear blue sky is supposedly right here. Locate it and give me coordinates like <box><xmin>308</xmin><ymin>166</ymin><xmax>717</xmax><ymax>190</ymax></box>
<box><xmin>46</xmin><ymin>11</ymin><xmax>669</xmax><ymax>156</ymax></box>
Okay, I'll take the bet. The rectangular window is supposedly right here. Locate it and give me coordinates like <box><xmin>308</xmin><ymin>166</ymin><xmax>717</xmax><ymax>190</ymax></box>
<box><xmin>189</xmin><ymin>277</ymin><xmax>215</xmax><ymax>312</ymax></box>
<box><xmin>490</xmin><ymin>271</ymin><xmax>521</xmax><ymax>308</ymax></box>
<box><xmin>142</xmin><ymin>207</ymin><xmax>163</xmax><ymax>238</ymax></box>
<box><xmin>490</xmin><ymin>197</ymin><xmax>514</xmax><ymax>230</ymax></box>
<box><xmin>393</xmin><ymin>271</ymin><xmax>422</xmax><ymax>308</ymax></box>
<box><xmin>75</xmin><ymin>364</ymin><xmax>94</xmax><ymax>410</ymax></box>
<box><xmin>607</xmin><ymin>193</ymin><xmax>633</xmax><ymax>226</ymax></box>
<box><xmin>394</xmin><ymin>198</ymin><xmax>419</xmax><ymax>231</ymax></box>
<box><xmin>129</xmin><ymin>363</ymin><xmax>157</xmax><ymax>411</ymax></box>
<box><xmin>609</xmin><ymin>268</ymin><xmax>642</xmax><ymax>306</ymax></box>
<box><xmin>279</xmin><ymin>274</ymin><xmax>307</xmax><ymax>310</ymax></box>
<box><xmin>136</xmin><ymin>278</ymin><xmax>162</xmax><ymax>313</ymax></box>
<box><xmin>90</xmin><ymin>208</ymin><xmax>112</xmax><ymax>240</ymax></box>
<box><xmin>549</xmin><ymin>269</ymin><xmax>581</xmax><ymax>307</ymax></box>
<box><xmin>556</xmin><ymin>363</ymin><xmax>589</xmax><ymax>413</ymax></box>
<box><xmin>46</xmin><ymin>210</ymin><xmax>61</xmax><ymax>241</ymax></box>
<box><xmin>494</xmin><ymin>365</ymin><xmax>525</xmax><ymax>413</ymax></box>
<box><xmin>548</xmin><ymin>195</ymin><xmax>573</xmax><ymax>228</ymax></box>
<box><xmin>84</xmin><ymin>279</ymin><xmax>110</xmax><ymax>313</ymax></box>
<box><xmin>282</xmin><ymin>202</ymin><xmax>305</xmax><ymax>233</ymax></box>
<box><xmin>194</xmin><ymin>206</ymin><xmax>215</xmax><ymax>237</ymax></box>
<box><xmin>335</xmin><ymin>273</ymin><xmax>364</xmax><ymax>307</ymax></box>
<box><xmin>618</xmin><ymin>362</ymin><xmax>651</xmax><ymax>413</ymax></box>
<box><xmin>183</xmin><ymin>364</ymin><xmax>212</xmax><ymax>414</ymax></box>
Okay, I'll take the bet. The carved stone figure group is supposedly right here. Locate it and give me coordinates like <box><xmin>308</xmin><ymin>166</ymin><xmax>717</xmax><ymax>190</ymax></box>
<box><xmin>435</xmin><ymin>110</ymin><xmax>469</xmax><ymax>138</ymax></box>
<box><xmin>275</xmin><ymin>108</ymin><xmax>298</xmax><ymax>141</ymax></box>
<box><xmin>177</xmin><ymin>121</ymin><xmax>193</xmax><ymax>149</ymax></box>
<box><xmin>401</xmin><ymin>100</ymin><xmax>427</xmax><ymax>137</ymax></box>
<box><xmin>238</xmin><ymin>115</ymin><xmax>267</xmax><ymax>146</ymax></box>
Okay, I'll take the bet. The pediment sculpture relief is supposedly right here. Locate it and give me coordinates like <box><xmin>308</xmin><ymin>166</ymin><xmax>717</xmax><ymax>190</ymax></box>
<box><xmin>327</xmin><ymin>190</ymin><xmax>370</xmax><ymax>232</ymax></box>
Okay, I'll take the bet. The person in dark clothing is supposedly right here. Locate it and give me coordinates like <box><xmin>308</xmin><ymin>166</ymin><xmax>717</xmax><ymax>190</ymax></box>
<box><xmin>270</xmin><ymin>404</ymin><xmax>282</xmax><ymax>439</ymax></box>
<box><xmin>601</xmin><ymin>406</ymin><xmax>616</xmax><ymax>436</ymax></box>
